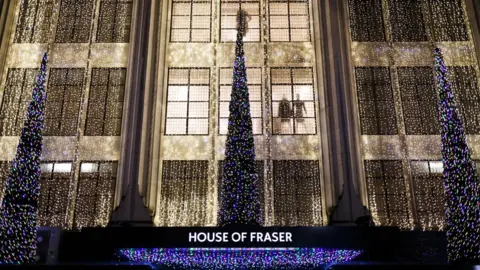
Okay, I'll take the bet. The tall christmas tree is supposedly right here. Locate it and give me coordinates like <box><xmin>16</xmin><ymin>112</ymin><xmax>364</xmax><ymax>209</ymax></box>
<box><xmin>218</xmin><ymin>10</ymin><xmax>262</xmax><ymax>226</ymax></box>
<box><xmin>0</xmin><ymin>53</ymin><xmax>48</xmax><ymax>264</ymax></box>
<box><xmin>434</xmin><ymin>48</ymin><xmax>480</xmax><ymax>263</ymax></box>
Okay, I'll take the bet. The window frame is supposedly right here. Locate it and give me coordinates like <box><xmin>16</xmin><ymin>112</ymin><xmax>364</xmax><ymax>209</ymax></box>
<box><xmin>268</xmin><ymin>0</ymin><xmax>311</xmax><ymax>42</ymax></box>
<box><xmin>165</xmin><ymin>68</ymin><xmax>211</xmax><ymax>136</ymax></box>
<box><xmin>85</xmin><ymin>68</ymin><xmax>126</xmax><ymax>136</ymax></box>
<box><xmin>271</xmin><ymin>67</ymin><xmax>317</xmax><ymax>135</ymax></box>
<box><xmin>170</xmin><ymin>0</ymin><xmax>213</xmax><ymax>43</ymax></box>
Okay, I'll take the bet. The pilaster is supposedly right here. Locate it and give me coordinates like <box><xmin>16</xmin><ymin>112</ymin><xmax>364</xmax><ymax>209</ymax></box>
<box><xmin>110</xmin><ymin>0</ymin><xmax>153</xmax><ymax>226</ymax></box>
<box><xmin>316</xmin><ymin>0</ymin><xmax>368</xmax><ymax>224</ymax></box>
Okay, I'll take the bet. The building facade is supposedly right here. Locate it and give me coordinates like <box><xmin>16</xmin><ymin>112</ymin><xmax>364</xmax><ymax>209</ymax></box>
<box><xmin>0</xmin><ymin>0</ymin><xmax>479</xmax><ymax>230</ymax></box>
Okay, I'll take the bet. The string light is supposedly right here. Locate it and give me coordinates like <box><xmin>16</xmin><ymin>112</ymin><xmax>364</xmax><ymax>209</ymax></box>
<box><xmin>157</xmin><ymin>0</ymin><xmax>321</xmax><ymax>227</ymax></box>
<box><xmin>117</xmin><ymin>247</ymin><xmax>363</xmax><ymax>269</ymax></box>
<box><xmin>0</xmin><ymin>0</ymin><xmax>132</xmax><ymax>229</ymax></box>
<box><xmin>434</xmin><ymin>47</ymin><xmax>480</xmax><ymax>263</ymax></box>
<box><xmin>0</xmin><ymin>52</ymin><xmax>47</xmax><ymax>264</ymax></box>
<box><xmin>349</xmin><ymin>0</ymin><xmax>480</xmax><ymax>229</ymax></box>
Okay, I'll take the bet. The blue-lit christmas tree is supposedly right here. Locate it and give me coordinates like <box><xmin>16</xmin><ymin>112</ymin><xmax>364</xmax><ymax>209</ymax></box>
<box><xmin>218</xmin><ymin>10</ymin><xmax>262</xmax><ymax>226</ymax></box>
<box><xmin>0</xmin><ymin>53</ymin><xmax>48</xmax><ymax>264</ymax></box>
<box><xmin>434</xmin><ymin>48</ymin><xmax>480</xmax><ymax>264</ymax></box>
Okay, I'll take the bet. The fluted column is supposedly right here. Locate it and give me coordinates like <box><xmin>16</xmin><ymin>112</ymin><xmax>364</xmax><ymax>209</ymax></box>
<box><xmin>315</xmin><ymin>0</ymin><xmax>368</xmax><ymax>224</ymax></box>
<box><xmin>466</xmin><ymin>0</ymin><xmax>480</xmax><ymax>69</ymax></box>
<box><xmin>0</xmin><ymin>0</ymin><xmax>16</xmax><ymax>84</ymax></box>
<box><xmin>110</xmin><ymin>0</ymin><xmax>153</xmax><ymax>225</ymax></box>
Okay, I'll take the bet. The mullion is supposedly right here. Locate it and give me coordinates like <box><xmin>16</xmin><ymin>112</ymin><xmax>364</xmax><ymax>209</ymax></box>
<box><xmin>290</xmin><ymin>68</ymin><xmax>296</xmax><ymax>133</ymax></box>
<box><xmin>102</xmin><ymin>70</ymin><xmax>111</xmax><ymax>135</ymax></box>
<box><xmin>112</xmin><ymin>0</ymin><xmax>120</xmax><ymax>42</ymax></box>
<box><xmin>30</xmin><ymin>0</ymin><xmax>41</xmax><ymax>43</ymax></box>
<box><xmin>186</xmin><ymin>70</ymin><xmax>191</xmax><ymax>134</ymax></box>
<box><xmin>189</xmin><ymin>0</ymin><xmax>194</xmax><ymax>42</ymax></box>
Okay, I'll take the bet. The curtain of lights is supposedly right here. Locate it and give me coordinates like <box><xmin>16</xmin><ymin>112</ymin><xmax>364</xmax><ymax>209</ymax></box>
<box><xmin>156</xmin><ymin>0</ymin><xmax>324</xmax><ymax>226</ymax></box>
<box><xmin>0</xmin><ymin>0</ymin><xmax>132</xmax><ymax>228</ymax></box>
<box><xmin>348</xmin><ymin>0</ymin><xmax>480</xmax><ymax>229</ymax></box>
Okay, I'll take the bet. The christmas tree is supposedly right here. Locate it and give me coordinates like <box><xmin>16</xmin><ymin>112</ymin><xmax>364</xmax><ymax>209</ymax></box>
<box><xmin>0</xmin><ymin>53</ymin><xmax>48</xmax><ymax>264</ymax></box>
<box><xmin>434</xmin><ymin>48</ymin><xmax>480</xmax><ymax>263</ymax></box>
<box><xmin>218</xmin><ymin>10</ymin><xmax>262</xmax><ymax>226</ymax></box>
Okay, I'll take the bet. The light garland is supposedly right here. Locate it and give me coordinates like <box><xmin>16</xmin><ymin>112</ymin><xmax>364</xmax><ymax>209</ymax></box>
<box><xmin>0</xmin><ymin>52</ymin><xmax>47</xmax><ymax>264</ymax></box>
<box><xmin>116</xmin><ymin>248</ymin><xmax>363</xmax><ymax>269</ymax></box>
<box><xmin>348</xmin><ymin>0</ymin><xmax>480</xmax><ymax>230</ymax></box>
<box><xmin>0</xmin><ymin>0</ymin><xmax>132</xmax><ymax>229</ymax></box>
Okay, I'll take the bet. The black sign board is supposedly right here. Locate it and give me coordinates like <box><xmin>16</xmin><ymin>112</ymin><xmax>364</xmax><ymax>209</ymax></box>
<box><xmin>77</xmin><ymin>226</ymin><xmax>399</xmax><ymax>250</ymax></box>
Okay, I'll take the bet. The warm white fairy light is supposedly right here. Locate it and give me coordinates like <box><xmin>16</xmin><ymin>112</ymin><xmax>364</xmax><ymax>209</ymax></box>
<box><xmin>157</xmin><ymin>0</ymin><xmax>323</xmax><ymax>227</ymax></box>
<box><xmin>0</xmin><ymin>0</ymin><xmax>132</xmax><ymax>229</ymax></box>
<box><xmin>348</xmin><ymin>0</ymin><xmax>480</xmax><ymax>230</ymax></box>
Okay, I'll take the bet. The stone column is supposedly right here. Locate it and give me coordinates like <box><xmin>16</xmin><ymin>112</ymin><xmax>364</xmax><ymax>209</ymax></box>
<box><xmin>315</xmin><ymin>0</ymin><xmax>369</xmax><ymax>225</ymax></box>
<box><xmin>0</xmin><ymin>0</ymin><xmax>16</xmax><ymax>82</ymax></box>
<box><xmin>466</xmin><ymin>0</ymin><xmax>480</xmax><ymax>69</ymax></box>
<box><xmin>109</xmin><ymin>0</ymin><xmax>153</xmax><ymax>226</ymax></box>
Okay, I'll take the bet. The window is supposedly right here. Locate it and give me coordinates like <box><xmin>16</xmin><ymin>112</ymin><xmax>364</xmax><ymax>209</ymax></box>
<box><xmin>55</xmin><ymin>0</ymin><xmax>94</xmax><ymax>43</ymax></box>
<box><xmin>73</xmin><ymin>161</ymin><xmax>117</xmax><ymax>228</ymax></box>
<box><xmin>220</xmin><ymin>0</ymin><xmax>260</xmax><ymax>42</ymax></box>
<box><xmin>14</xmin><ymin>0</ymin><xmax>54</xmax><ymax>43</ymax></box>
<box><xmin>388</xmin><ymin>0</ymin><xmax>427</xmax><ymax>42</ymax></box>
<box><xmin>271</xmin><ymin>68</ymin><xmax>316</xmax><ymax>135</ymax></box>
<box><xmin>273</xmin><ymin>160</ymin><xmax>322</xmax><ymax>226</ymax></box>
<box><xmin>96</xmin><ymin>0</ymin><xmax>133</xmax><ymax>43</ymax></box>
<box><xmin>0</xmin><ymin>69</ymin><xmax>37</xmax><ymax>136</ymax></box>
<box><xmin>219</xmin><ymin>160</ymin><xmax>265</xmax><ymax>220</ymax></box>
<box><xmin>46</xmin><ymin>68</ymin><xmax>85</xmax><ymax>136</ymax></box>
<box><xmin>398</xmin><ymin>67</ymin><xmax>439</xmax><ymax>135</ymax></box>
<box><xmin>355</xmin><ymin>67</ymin><xmax>397</xmax><ymax>135</ymax></box>
<box><xmin>427</xmin><ymin>0</ymin><xmax>468</xmax><ymax>41</ymax></box>
<box><xmin>38</xmin><ymin>162</ymin><xmax>73</xmax><ymax>227</ymax></box>
<box><xmin>365</xmin><ymin>160</ymin><xmax>409</xmax><ymax>227</ymax></box>
<box><xmin>269</xmin><ymin>0</ymin><xmax>310</xmax><ymax>42</ymax></box>
<box><xmin>165</xmin><ymin>68</ymin><xmax>210</xmax><ymax>135</ymax></box>
<box><xmin>448</xmin><ymin>66</ymin><xmax>480</xmax><ymax>135</ymax></box>
<box><xmin>348</xmin><ymin>0</ymin><xmax>385</xmax><ymax>42</ymax></box>
<box><xmin>85</xmin><ymin>68</ymin><xmax>126</xmax><ymax>136</ymax></box>
<box><xmin>160</xmin><ymin>160</ymin><xmax>209</xmax><ymax>226</ymax></box>
<box><xmin>170</xmin><ymin>0</ymin><xmax>212</xmax><ymax>42</ymax></box>
<box><xmin>219</xmin><ymin>67</ymin><xmax>262</xmax><ymax>135</ymax></box>
<box><xmin>411</xmin><ymin>160</ymin><xmax>444</xmax><ymax>229</ymax></box>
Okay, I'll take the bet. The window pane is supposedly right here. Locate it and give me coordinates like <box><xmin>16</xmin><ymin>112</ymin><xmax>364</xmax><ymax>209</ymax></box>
<box><xmin>55</xmin><ymin>0</ymin><xmax>94</xmax><ymax>43</ymax></box>
<box><xmin>272</xmin><ymin>67</ymin><xmax>316</xmax><ymax>135</ymax></box>
<box><xmin>74</xmin><ymin>161</ymin><xmax>118</xmax><ymax>228</ymax></box>
<box><xmin>171</xmin><ymin>0</ymin><xmax>212</xmax><ymax>43</ymax></box>
<box><xmin>46</xmin><ymin>69</ymin><xmax>85</xmax><ymax>136</ymax></box>
<box><xmin>220</xmin><ymin>0</ymin><xmax>261</xmax><ymax>42</ymax></box>
<box><xmin>428</xmin><ymin>0</ymin><xmax>468</xmax><ymax>41</ymax></box>
<box><xmin>365</xmin><ymin>160</ymin><xmax>409</xmax><ymax>227</ymax></box>
<box><xmin>398</xmin><ymin>67</ymin><xmax>439</xmax><ymax>135</ymax></box>
<box><xmin>14</xmin><ymin>0</ymin><xmax>54</xmax><ymax>43</ymax></box>
<box><xmin>38</xmin><ymin>161</ymin><xmax>73</xmax><ymax>227</ymax></box>
<box><xmin>96</xmin><ymin>0</ymin><xmax>133</xmax><ymax>43</ymax></box>
<box><xmin>355</xmin><ymin>67</ymin><xmax>397</xmax><ymax>135</ymax></box>
<box><xmin>348</xmin><ymin>0</ymin><xmax>385</xmax><ymax>42</ymax></box>
<box><xmin>160</xmin><ymin>161</ymin><xmax>209</xmax><ymax>226</ymax></box>
<box><xmin>269</xmin><ymin>0</ymin><xmax>311</xmax><ymax>42</ymax></box>
<box><xmin>411</xmin><ymin>160</ymin><xmax>445</xmax><ymax>229</ymax></box>
<box><xmin>389</xmin><ymin>0</ymin><xmax>427</xmax><ymax>42</ymax></box>
<box><xmin>273</xmin><ymin>160</ymin><xmax>322</xmax><ymax>226</ymax></box>
<box><xmin>165</xmin><ymin>68</ymin><xmax>210</xmax><ymax>135</ymax></box>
